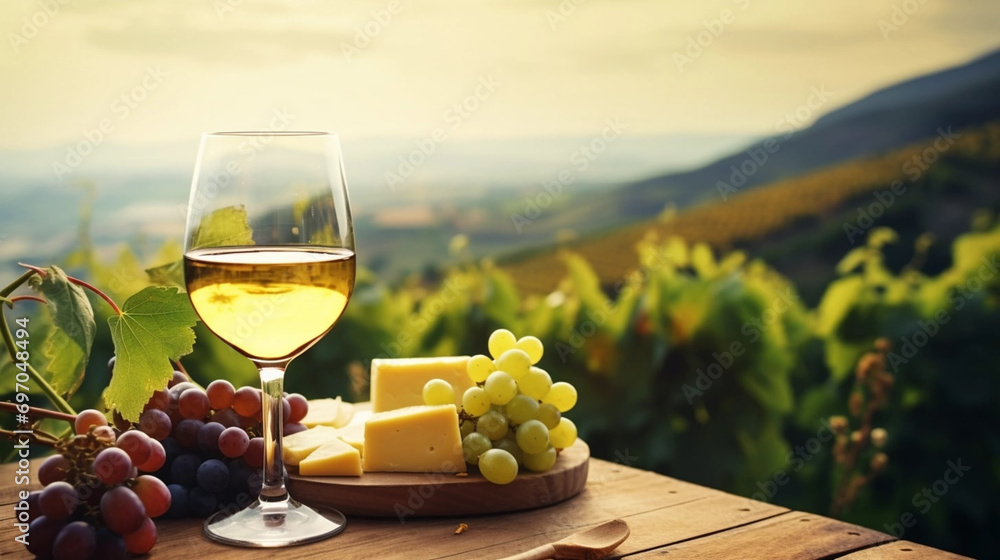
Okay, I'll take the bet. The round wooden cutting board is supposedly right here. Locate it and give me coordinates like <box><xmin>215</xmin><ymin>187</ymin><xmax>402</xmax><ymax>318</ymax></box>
<box><xmin>288</xmin><ymin>439</ymin><xmax>589</xmax><ymax>518</ymax></box>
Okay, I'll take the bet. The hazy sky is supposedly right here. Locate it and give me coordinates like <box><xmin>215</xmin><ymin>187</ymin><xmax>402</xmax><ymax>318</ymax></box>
<box><xmin>1</xmin><ymin>0</ymin><xmax>999</xmax><ymax>149</ymax></box>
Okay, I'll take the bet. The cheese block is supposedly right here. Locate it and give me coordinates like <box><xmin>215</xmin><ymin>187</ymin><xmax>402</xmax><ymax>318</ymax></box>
<box><xmin>362</xmin><ymin>405</ymin><xmax>466</xmax><ymax>473</ymax></box>
<box><xmin>370</xmin><ymin>357</ymin><xmax>473</xmax><ymax>412</ymax></box>
<box><xmin>302</xmin><ymin>397</ymin><xmax>355</xmax><ymax>428</ymax></box>
<box><xmin>299</xmin><ymin>438</ymin><xmax>362</xmax><ymax>477</ymax></box>
<box><xmin>282</xmin><ymin>426</ymin><xmax>341</xmax><ymax>466</ymax></box>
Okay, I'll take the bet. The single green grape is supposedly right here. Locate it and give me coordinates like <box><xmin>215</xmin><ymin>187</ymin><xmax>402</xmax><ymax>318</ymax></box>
<box><xmin>515</xmin><ymin>335</ymin><xmax>544</xmax><ymax>364</ymax></box>
<box><xmin>515</xmin><ymin>419</ymin><xmax>550</xmax><ymax>455</ymax></box>
<box><xmin>460</xmin><ymin>420</ymin><xmax>475</xmax><ymax>439</ymax></box>
<box><xmin>422</xmin><ymin>379</ymin><xmax>455</xmax><ymax>406</ymax></box>
<box><xmin>462</xmin><ymin>386</ymin><xmax>491</xmax><ymax>416</ymax></box>
<box><xmin>523</xmin><ymin>445</ymin><xmax>557</xmax><ymax>472</ymax></box>
<box><xmin>542</xmin><ymin>381</ymin><xmax>578</xmax><ymax>413</ymax></box>
<box><xmin>517</xmin><ymin>367</ymin><xmax>552</xmax><ymax>400</ymax></box>
<box><xmin>496</xmin><ymin>349</ymin><xmax>532</xmax><ymax>380</ymax></box>
<box><xmin>506</xmin><ymin>394</ymin><xmax>539</xmax><ymax>425</ymax></box>
<box><xmin>476</xmin><ymin>410</ymin><xmax>509</xmax><ymax>440</ymax></box>
<box><xmin>467</xmin><ymin>354</ymin><xmax>496</xmax><ymax>383</ymax></box>
<box><xmin>462</xmin><ymin>432</ymin><xmax>492</xmax><ymax>465</ymax></box>
<box><xmin>549</xmin><ymin>417</ymin><xmax>577</xmax><ymax>449</ymax></box>
<box><xmin>535</xmin><ymin>402</ymin><xmax>561</xmax><ymax>429</ymax></box>
<box><xmin>479</xmin><ymin>449</ymin><xmax>518</xmax><ymax>485</ymax></box>
<box><xmin>488</xmin><ymin>329</ymin><xmax>517</xmax><ymax>360</ymax></box>
<box><xmin>484</xmin><ymin>371</ymin><xmax>517</xmax><ymax>405</ymax></box>
<box><xmin>493</xmin><ymin>434</ymin><xmax>525</xmax><ymax>466</ymax></box>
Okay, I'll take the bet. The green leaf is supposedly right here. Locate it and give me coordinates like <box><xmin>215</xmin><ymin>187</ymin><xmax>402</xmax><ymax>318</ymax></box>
<box><xmin>192</xmin><ymin>205</ymin><xmax>254</xmax><ymax>248</ymax></box>
<box><xmin>836</xmin><ymin>247</ymin><xmax>869</xmax><ymax>275</ymax></box>
<box><xmin>690</xmin><ymin>243</ymin><xmax>717</xmax><ymax>278</ymax></box>
<box><xmin>815</xmin><ymin>276</ymin><xmax>864</xmax><ymax>336</ymax></box>
<box><xmin>825</xmin><ymin>340</ymin><xmax>870</xmax><ymax>381</ymax></box>
<box><xmin>105</xmin><ymin>286</ymin><xmax>199</xmax><ymax>421</ymax></box>
<box><xmin>866</xmin><ymin>227</ymin><xmax>898</xmax><ymax>249</ymax></box>
<box><xmin>738</xmin><ymin>367</ymin><xmax>794</xmax><ymax>413</ymax></box>
<box><xmin>145</xmin><ymin>260</ymin><xmax>185</xmax><ymax>287</ymax></box>
<box><xmin>43</xmin><ymin>330</ymin><xmax>87</xmax><ymax>395</ymax></box>
<box><xmin>29</xmin><ymin>266</ymin><xmax>96</xmax><ymax>395</ymax></box>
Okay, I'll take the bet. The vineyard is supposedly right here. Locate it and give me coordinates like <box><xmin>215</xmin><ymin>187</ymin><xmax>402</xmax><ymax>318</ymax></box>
<box><xmin>2</xmin><ymin>128</ymin><xmax>1000</xmax><ymax>556</ymax></box>
<box><xmin>500</xmin><ymin>121</ymin><xmax>1000</xmax><ymax>295</ymax></box>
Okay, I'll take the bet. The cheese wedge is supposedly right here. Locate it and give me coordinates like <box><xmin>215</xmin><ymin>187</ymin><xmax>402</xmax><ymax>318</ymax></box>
<box><xmin>370</xmin><ymin>357</ymin><xmax>473</xmax><ymax>412</ymax></box>
<box><xmin>299</xmin><ymin>438</ymin><xmax>362</xmax><ymax>477</ymax></box>
<box><xmin>332</xmin><ymin>410</ymin><xmax>370</xmax><ymax>456</ymax></box>
<box><xmin>362</xmin><ymin>405</ymin><xmax>466</xmax><ymax>473</ymax></box>
<box><xmin>282</xmin><ymin>426</ymin><xmax>341</xmax><ymax>466</ymax></box>
<box><xmin>302</xmin><ymin>397</ymin><xmax>355</xmax><ymax>428</ymax></box>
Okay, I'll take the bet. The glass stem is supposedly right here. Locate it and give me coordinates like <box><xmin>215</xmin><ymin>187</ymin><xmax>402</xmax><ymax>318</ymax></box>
<box><xmin>259</xmin><ymin>366</ymin><xmax>288</xmax><ymax>504</ymax></box>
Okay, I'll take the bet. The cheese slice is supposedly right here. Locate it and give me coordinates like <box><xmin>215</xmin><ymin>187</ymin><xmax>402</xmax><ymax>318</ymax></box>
<box><xmin>282</xmin><ymin>426</ymin><xmax>341</xmax><ymax>466</ymax></box>
<box><xmin>332</xmin><ymin>410</ymin><xmax>370</xmax><ymax>456</ymax></box>
<box><xmin>335</xmin><ymin>400</ymin><xmax>355</xmax><ymax>427</ymax></box>
<box><xmin>299</xmin><ymin>438</ymin><xmax>362</xmax><ymax>477</ymax></box>
<box><xmin>301</xmin><ymin>397</ymin><xmax>355</xmax><ymax>428</ymax></box>
<box><xmin>370</xmin><ymin>357</ymin><xmax>473</xmax><ymax>412</ymax></box>
<box><xmin>362</xmin><ymin>405</ymin><xmax>466</xmax><ymax>473</ymax></box>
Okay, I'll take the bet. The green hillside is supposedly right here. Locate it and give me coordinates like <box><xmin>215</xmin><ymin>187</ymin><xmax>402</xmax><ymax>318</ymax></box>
<box><xmin>500</xmin><ymin>121</ymin><xmax>1000</xmax><ymax>298</ymax></box>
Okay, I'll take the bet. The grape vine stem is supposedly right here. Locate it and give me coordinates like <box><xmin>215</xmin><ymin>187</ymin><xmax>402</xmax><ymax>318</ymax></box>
<box><xmin>18</xmin><ymin>262</ymin><xmax>122</xmax><ymax>315</ymax></box>
<box><xmin>1</xmin><ymin>270</ymin><xmax>76</xmax><ymax>415</ymax></box>
<box><xmin>0</xmin><ymin>401</ymin><xmax>77</xmax><ymax>423</ymax></box>
<box><xmin>0</xmin><ymin>427</ymin><xmax>60</xmax><ymax>447</ymax></box>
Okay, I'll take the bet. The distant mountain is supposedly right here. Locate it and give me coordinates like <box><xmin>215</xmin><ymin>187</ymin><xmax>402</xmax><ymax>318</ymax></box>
<box><xmin>603</xmin><ymin>49</ymin><xmax>1000</xmax><ymax>219</ymax></box>
<box><xmin>500</xmin><ymin>121</ymin><xmax>1000</xmax><ymax>297</ymax></box>
<box><xmin>0</xmin><ymin>132</ymin><xmax>752</xmax><ymax>274</ymax></box>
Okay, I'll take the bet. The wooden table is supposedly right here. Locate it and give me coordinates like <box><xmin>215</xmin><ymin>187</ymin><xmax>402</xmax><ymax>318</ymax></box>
<box><xmin>0</xmin><ymin>456</ymin><xmax>970</xmax><ymax>559</ymax></box>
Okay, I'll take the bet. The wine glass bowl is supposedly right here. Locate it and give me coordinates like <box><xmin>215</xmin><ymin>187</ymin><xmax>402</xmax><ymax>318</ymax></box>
<box><xmin>183</xmin><ymin>131</ymin><xmax>354</xmax><ymax>547</ymax></box>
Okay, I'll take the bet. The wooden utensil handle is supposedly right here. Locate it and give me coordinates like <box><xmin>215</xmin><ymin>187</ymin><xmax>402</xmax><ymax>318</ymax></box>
<box><xmin>498</xmin><ymin>543</ymin><xmax>557</xmax><ymax>560</ymax></box>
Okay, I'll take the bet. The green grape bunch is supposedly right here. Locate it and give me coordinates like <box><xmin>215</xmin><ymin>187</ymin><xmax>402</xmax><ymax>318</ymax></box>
<box><xmin>421</xmin><ymin>329</ymin><xmax>579</xmax><ymax>485</ymax></box>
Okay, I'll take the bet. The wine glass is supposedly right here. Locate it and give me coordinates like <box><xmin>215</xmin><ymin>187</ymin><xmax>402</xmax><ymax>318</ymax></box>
<box><xmin>182</xmin><ymin>131</ymin><xmax>355</xmax><ymax>547</ymax></box>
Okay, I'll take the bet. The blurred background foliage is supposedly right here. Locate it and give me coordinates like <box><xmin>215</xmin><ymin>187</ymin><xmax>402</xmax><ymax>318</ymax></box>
<box><xmin>3</xmin><ymin>212</ymin><xmax>998</xmax><ymax>557</ymax></box>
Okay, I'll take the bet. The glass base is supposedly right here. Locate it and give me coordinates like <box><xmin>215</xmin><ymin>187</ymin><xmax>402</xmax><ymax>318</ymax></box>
<box><xmin>203</xmin><ymin>497</ymin><xmax>346</xmax><ymax>547</ymax></box>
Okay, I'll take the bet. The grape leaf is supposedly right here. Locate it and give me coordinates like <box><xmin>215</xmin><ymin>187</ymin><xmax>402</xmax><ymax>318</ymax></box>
<box><xmin>29</xmin><ymin>266</ymin><xmax>96</xmax><ymax>395</ymax></box>
<box><xmin>148</xmin><ymin>206</ymin><xmax>255</xmax><ymax>287</ymax></box>
<box><xmin>43</xmin><ymin>330</ymin><xmax>87</xmax><ymax>396</ymax></box>
<box><xmin>105</xmin><ymin>286</ymin><xmax>198</xmax><ymax>421</ymax></box>
<box><xmin>145</xmin><ymin>260</ymin><xmax>184</xmax><ymax>287</ymax></box>
<box><xmin>145</xmin><ymin>240</ymin><xmax>186</xmax><ymax>287</ymax></box>
<box><xmin>192</xmin><ymin>205</ymin><xmax>254</xmax><ymax>248</ymax></box>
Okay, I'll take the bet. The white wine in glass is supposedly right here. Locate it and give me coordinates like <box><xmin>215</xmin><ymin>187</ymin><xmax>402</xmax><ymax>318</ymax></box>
<box><xmin>183</xmin><ymin>131</ymin><xmax>355</xmax><ymax>547</ymax></box>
